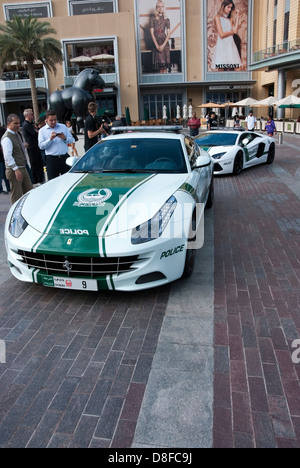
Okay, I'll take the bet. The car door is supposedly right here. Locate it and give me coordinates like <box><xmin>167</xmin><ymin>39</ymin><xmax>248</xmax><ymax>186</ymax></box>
<box><xmin>185</xmin><ymin>137</ymin><xmax>210</xmax><ymax>203</ymax></box>
<box><xmin>239</xmin><ymin>132</ymin><xmax>262</xmax><ymax>168</ymax></box>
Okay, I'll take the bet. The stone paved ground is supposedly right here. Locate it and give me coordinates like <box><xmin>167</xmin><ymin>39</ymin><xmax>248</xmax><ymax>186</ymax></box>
<box><xmin>0</xmin><ymin>132</ymin><xmax>299</xmax><ymax>448</ymax></box>
<box><xmin>0</xmin><ymin>272</ymin><xmax>171</xmax><ymax>448</ymax></box>
<box><xmin>213</xmin><ymin>134</ymin><xmax>300</xmax><ymax>448</ymax></box>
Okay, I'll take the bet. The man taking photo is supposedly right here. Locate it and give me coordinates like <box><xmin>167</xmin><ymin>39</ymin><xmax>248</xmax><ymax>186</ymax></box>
<box><xmin>38</xmin><ymin>110</ymin><xmax>74</xmax><ymax>180</ymax></box>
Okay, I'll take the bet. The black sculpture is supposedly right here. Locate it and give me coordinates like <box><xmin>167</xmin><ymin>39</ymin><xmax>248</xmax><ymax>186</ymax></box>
<box><xmin>49</xmin><ymin>68</ymin><xmax>105</xmax><ymax>125</ymax></box>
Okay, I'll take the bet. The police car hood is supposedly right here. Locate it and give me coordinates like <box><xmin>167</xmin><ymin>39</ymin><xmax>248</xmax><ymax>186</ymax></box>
<box><xmin>22</xmin><ymin>172</ymin><xmax>189</xmax><ymax>237</ymax></box>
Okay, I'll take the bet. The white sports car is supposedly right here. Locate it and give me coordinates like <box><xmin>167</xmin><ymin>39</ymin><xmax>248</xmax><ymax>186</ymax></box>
<box><xmin>5</xmin><ymin>127</ymin><xmax>214</xmax><ymax>292</ymax></box>
<box><xmin>194</xmin><ymin>130</ymin><xmax>275</xmax><ymax>175</ymax></box>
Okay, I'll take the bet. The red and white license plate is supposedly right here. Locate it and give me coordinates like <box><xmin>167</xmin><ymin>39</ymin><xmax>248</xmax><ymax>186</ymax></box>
<box><xmin>43</xmin><ymin>276</ymin><xmax>98</xmax><ymax>291</ymax></box>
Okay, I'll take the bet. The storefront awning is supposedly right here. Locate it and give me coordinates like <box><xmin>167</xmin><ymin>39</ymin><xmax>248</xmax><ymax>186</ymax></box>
<box><xmin>1</xmin><ymin>87</ymin><xmax>47</xmax><ymax>103</ymax></box>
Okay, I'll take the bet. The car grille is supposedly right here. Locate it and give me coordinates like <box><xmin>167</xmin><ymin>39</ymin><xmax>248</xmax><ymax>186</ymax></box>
<box><xmin>18</xmin><ymin>250</ymin><xmax>140</xmax><ymax>278</ymax></box>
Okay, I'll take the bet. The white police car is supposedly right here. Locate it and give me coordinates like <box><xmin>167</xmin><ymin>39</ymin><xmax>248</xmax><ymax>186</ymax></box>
<box><xmin>5</xmin><ymin>127</ymin><xmax>214</xmax><ymax>291</ymax></box>
<box><xmin>195</xmin><ymin>130</ymin><xmax>275</xmax><ymax>175</ymax></box>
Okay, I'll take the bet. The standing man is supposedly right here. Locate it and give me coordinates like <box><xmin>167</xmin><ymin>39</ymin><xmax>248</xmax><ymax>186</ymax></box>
<box><xmin>84</xmin><ymin>102</ymin><xmax>108</xmax><ymax>152</ymax></box>
<box><xmin>207</xmin><ymin>112</ymin><xmax>218</xmax><ymax>131</ymax></box>
<box><xmin>245</xmin><ymin>110</ymin><xmax>257</xmax><ymax>132</ymax></box>
<box><xmin>112</xmin><ymin>115</ymin><xmax>124</xmax><ymax>128</ymax></box>
<box><xmin>38</xmin><ymin>110</ymin><xmax>74</xmax><ymax>180</ymax></box>
<box><xmin>0</xmin><ymin>124</ymin><xmax>10</xmax><ymax>195</ymax></box>
<box><xmin>187</xmin><ymin>112</ymin><xmax>201</xmax><ymax>137</ymax></box>
<box><xmin>22</xmin><ymin>108</ymin><xmax>44</xmax><ymax>185</ymax></box>
<box><xmin>2</xmin><ymin>114</ymin><xmax>33</xmax><ymax>204</ymax></box>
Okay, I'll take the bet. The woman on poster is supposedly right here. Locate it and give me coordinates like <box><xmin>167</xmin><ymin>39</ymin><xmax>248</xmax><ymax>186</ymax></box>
<box><xmin>150</xmin><ymin>1</ymin><xmax>171</xmax><ymax>73</ymax></box>
<box><xmin>212</xmin><ymin>0</ymin><xmax>241</xmax><ymax>71</ymax></box>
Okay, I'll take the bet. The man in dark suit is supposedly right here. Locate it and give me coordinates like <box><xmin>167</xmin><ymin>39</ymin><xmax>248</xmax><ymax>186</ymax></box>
<box><xmin>22</xmin><ymin>108</ymin><xmax>44</xmax><ymax>184</ymax></box>
<box><xmin>0</xmin><ymin>124</ymin><xmax>10</xmax><ymax>195</ymax></box>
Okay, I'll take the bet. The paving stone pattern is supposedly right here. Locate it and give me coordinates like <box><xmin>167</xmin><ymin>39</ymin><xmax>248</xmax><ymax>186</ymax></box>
<box><xmin>0</xmin><ymin>255</ymin><xmax>171</xmax><ymax>447</ymax></box>
<box><xmin>213</xmin><ymin>137</ymin><xmax>300</xmax><ymax>448</ymax></box>
<box><xmin>0</xmin><ymin>133</ymin><xmax>300</xmax><ymax>448</ymax></box>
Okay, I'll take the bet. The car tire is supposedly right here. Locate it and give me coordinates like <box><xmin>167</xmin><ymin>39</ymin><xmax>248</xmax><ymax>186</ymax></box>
<box><xmin>205</xmin><ymin>175</ymin><xmax>214</xmax><ymax>209</ymax></box>
<box><xmin>266</xmin><ymin>143</ymin><xmax>275</xmax><ymax>164</ymax></box>
<box><xmin>182</xmin><ymin>214</ymin><xmax>197</xmax><ymax>278</ymax></box>
<box><xmin>232</xmin><ymin>151</ymin><xmax>244</xmax><ymax>176</ymax></box>
<box><xmin>182</xmin><ymin>246</ymin><xmax>196</xmax><ymax>278</ymax></box>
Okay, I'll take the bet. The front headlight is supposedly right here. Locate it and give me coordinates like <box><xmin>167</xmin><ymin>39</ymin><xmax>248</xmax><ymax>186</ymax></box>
<box><xmin>131</xmin><ymin>196</ymin><xmax>177</xmax><ymax>245</ymax></box>
<box><xmin>8</xmin><ymin>194</ymin><xmax>29</xmax><ymax>238</ymax></box>
<box><xmin>212</xmin><ymin>152</ymin><xmax>226</xmax><ymax>160</ymax></box>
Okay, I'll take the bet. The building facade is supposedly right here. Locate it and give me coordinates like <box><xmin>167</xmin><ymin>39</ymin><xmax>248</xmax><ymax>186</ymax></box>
<box><xmin>250</xmin><ymin>0</ymin><xmax>300</xmax><ymax>119</ymax></box>
<box><xmin>0</xmin><ymin>0</ymin><xmax>299</xmax><ymax>124</ymax></box>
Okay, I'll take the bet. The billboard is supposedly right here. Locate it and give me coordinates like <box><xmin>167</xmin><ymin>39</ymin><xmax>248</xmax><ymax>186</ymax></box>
<box><xmin>207</xmin><ymin>0</ymin><xmax>249</xmax><ymax>72</ymax></box>
<box><xmin>137</xmin><ymin>0</ymin><xmax>183</xmax><ymax>75</ymax></box>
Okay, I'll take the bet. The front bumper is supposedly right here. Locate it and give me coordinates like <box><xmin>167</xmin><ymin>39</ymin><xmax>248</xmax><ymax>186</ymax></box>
<box><xmin>212</xmin><ymin>157</ymin><xmax>234</xmax><ymax>175</ymax></box>
<box><xmin>5</xmin><ymin>220</ymin><xmax>191</xmax><ymax>292</ymax></box>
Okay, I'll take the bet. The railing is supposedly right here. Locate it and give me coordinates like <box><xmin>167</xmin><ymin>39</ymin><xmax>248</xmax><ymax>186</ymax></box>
<box><xmin>65</xmin><ymin>64</ymin><xmax>117</xmax><ymax>87</ymax></box>
<box><xmin>253</xmin><ymin>38</ymin><xmax>300</xmax><ymax>63</ymax></box>
<box><xmin>67</xmin><ymin>63</ymin><xmax>116</xmax><ymax>76</ymax></box>
<box><xmin>1</xmin><ymin>69</ymin><xmax>44</xmax><ymax>81</ymax></box>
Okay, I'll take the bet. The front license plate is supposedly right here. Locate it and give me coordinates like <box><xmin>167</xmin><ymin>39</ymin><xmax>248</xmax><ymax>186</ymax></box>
<box><xmin>42</xmin><ymin>276</ymin><xmax>98</xmax><ymax>291</ymax></box>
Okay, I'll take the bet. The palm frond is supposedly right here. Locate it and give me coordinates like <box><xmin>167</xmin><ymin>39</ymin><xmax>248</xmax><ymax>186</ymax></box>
<box><xmin>0</xmin><ymin>16</ymin><xmax>63</xmax><ymax>120</ymax></box>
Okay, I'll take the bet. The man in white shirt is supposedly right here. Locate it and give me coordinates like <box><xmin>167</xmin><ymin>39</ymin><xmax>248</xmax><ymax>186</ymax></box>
<box><xmin>38</xmin><ymin>110</ymin><xmax>74</xmax><ymax>180</ymax></box>
<box><xmin>245</xmin><ymin>110</ymin><xmax>257</xmax><ymax>132</ymax></box>
<box><xmin>2</xmin><ymin>114</ymin><xmax>33</xmax><ymax>204</ymax></box>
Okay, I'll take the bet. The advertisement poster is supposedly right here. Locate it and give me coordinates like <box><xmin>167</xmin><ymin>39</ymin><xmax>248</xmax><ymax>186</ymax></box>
<box><xmin>207</xmin><ymin>0</ymin><xmax>249</xmax><ymax>72</ymax></box>
<box><xmin>137</xmin><ymin>0</ymin><xmax>182</xmax><ymax>75</ymax></box>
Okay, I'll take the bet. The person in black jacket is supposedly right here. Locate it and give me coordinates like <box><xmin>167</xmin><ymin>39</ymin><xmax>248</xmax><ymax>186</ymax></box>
<box><xmin>22</xmin><ymin>109</ymin><xmax>44</xmax><ymax>184</ymax></box>
<box><xmin>84</xmin><ymin>102</ymin><xmax>108</xmax><ymax>152</ymax></box>
<box><xmin>0</xmin><ymin>124</ymin><xmax>10</xmax><ymax>195</ymax></box>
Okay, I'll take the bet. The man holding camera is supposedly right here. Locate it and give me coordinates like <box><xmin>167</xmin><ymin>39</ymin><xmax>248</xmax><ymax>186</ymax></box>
<box><xmin>38</xmin><ymin>110</ymin><xmax>74</xmax><ymax>180</ymax></box>
<box><xmin>84</xmin><ymin>102</ymin><xmax>108</xmax><ymax>152</ymax></box>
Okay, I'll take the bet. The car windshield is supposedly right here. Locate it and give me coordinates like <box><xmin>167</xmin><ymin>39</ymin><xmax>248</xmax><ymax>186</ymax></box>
<box><xmin>70</xmin><ymin>138</ymin><xmax>187</xmax><ymax>174</ymax></box>
<box><xmin>194</xmin><ymin>133</ymin><xmax>238</xmax><ymax>147</ymax></box>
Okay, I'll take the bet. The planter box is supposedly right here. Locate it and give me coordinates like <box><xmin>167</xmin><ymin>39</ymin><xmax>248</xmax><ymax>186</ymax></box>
<box><xmin>284</xmin><ymin>121</ymin><xmax>295</xmax><ymax>133</ymax></box>
<box><xmin>275</xmin><ymin>121</ymin><xmax>284</xmax><ymax>132</ymax></box>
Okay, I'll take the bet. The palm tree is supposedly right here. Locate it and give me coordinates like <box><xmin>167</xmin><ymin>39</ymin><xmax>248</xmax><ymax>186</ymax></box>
<box><xmin>0</xmin><ymin>16</ymin><xmax>63</xmax><ymax>121</ymax></box>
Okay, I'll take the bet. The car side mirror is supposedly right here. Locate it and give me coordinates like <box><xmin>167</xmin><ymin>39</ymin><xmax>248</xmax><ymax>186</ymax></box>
<box><xmin>242</xmin><ymin>138</ymin><xmax>249</xmax><ymax>146</ymax></box>
<box><xmin>192</xmin><ymin>155</ymin><xmax>211</xmax><ymax>169</ymax></box>
<box><xmin>66</xmin><ymin>156</ymin><xmax>79</xmax><ymax>167</ymax></box>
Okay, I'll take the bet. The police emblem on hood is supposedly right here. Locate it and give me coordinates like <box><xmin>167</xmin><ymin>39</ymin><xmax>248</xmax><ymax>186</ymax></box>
<box><xmin>74</xmin><ymin>189</ymin><xmax>112</xmax><ymax>207</ymax></box>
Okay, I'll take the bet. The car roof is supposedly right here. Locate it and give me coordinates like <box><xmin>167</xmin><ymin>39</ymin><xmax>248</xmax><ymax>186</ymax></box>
<box><xmin>107</xmin><ymin>126</ymin><xmax>184</xmax><ymax>141</ymax></box>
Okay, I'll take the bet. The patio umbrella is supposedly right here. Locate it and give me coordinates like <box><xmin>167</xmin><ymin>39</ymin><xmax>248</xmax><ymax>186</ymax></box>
<box><xmin>8</xmin><ymin>59</ymin><xmax>43</xmax><ymax>66</ymax></box>
<box><xmin>279</xmin><ymin>104</ymin><xmax>300</xmax><ymax>109</ymax></box>
<box><xmin>251</xmin><ymin>96</ymin><xmax>278</xmax><ymax>107</ymax></box>
<box><xmin>125</xmin><ymin>107</ymin><xmax>131</xmax><ymax>126</ymax></box>
<box><xmin>70</xmin><ymin>55</ymin><xmax>93</xmax><ymax>63</ymax></box>
<box><xmin>275</xmin><ymin>94</ymin><xmax>300</xmax><ymax>108</ymax></box>
<box><xmin>91</xmin><ymin>54</ymin><xmax>114</xmax><ymax>61</ymax></box>
<box><xmin>233</xmin><ymin>97</ymin><xmax>259</xmax><ymax>106</ymax></box>
<box><xmin>143</xmin><ymin>106</ymin><xmax>149</xmax><ymax>121</ymax></box>
<box><xmin>196</xmin><ymin>102</ymin><xmax>224</xmax><ymax>108</ymax></box>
